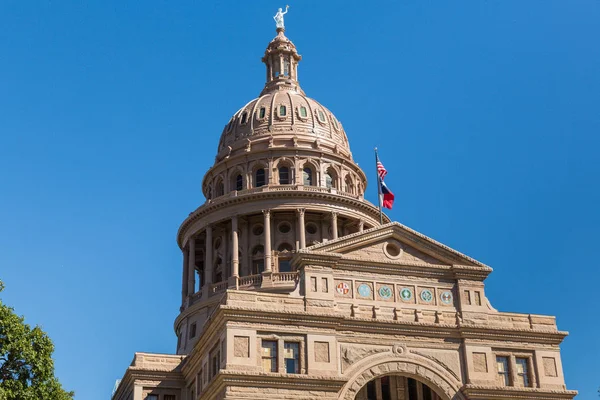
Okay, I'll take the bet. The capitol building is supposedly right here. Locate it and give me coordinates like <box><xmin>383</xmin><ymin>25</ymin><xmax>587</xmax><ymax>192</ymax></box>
<box><xmin>112</xmin><ymin>20</ymin><xmax>575</xmax><ymax>400</ymax></box>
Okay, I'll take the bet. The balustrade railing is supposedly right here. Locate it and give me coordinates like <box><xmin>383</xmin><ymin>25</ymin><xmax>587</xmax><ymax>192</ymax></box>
<box><xmin>272</xmin><ymin>271</ymin><xmax>298</xmax><ymax>283</ymax></box>
<box><xmin>238</xmin><ymin>274</ymin><xmax>262</xmax><ymax>287</ymax></box>
<box><xmin>209</xmin><ymin>281</ymin><xmax>228</xmax><ymax>296</ymax></box>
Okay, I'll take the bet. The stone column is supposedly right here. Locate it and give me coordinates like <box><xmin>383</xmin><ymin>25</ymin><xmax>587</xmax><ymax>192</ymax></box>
<box><xmin>331</xmin><ymin>211</ymin><xmax>339</xmax><ymax>240</ymax></box>
<box><xmin>297</xmin><ymin>208</ymin><xmax>306</xmax><ymax>249</ymax></box>
<box><xmin>359</xmin><ymin>219</ymin><xmax>365</xmax><ymax>233</ymax></box>
<box><xmin>263</xmin><ymin>210</ymin><xmax>272</xmax><ymax>272</ymax></box>
<box><xmin>203</xmin><ymin>225</ymin><xmax>213</xmax><ymax>299</ymax></box>
<box><xmin>231</xmin><ymin>215</ymin><xmax>239</xmax><ymax>288</ymax></box>
<box><xmin>187</xmin><ymin>237</ymin><xmax>196</xmax><ymax>296</ymax></box>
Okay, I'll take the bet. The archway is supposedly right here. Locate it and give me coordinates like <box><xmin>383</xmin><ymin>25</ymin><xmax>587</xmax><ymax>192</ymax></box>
<box><xmin>354</xmin><ymin>375</ymin><xmax>444</xmax><ymax>400</ymax></box>
<box><xmin>338</xmin><ymin>351</ymin><xmax>464</xmax><ymax>400</ymax></box>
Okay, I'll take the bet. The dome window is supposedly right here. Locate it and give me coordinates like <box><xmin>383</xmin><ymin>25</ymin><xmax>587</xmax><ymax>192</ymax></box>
<box><xmin>235</xmin><ymin>174</ymin><xmax>243</xmax><ymax>191</ymax></box>
<box><xmin>303</xmin><ymin>167</ymin><xmax>313</xmax><ymax>186</ymax></box>
<box><xmin>252</xmin><ymin>224</ymin><xmax>264</xmax><ymax>236</ymax></box>
<box><xmin>298</xmin><ymin>106</ymin><xmax>308</xmax><ymax>119</ymax></box>
<box><xmin>278</xmin><ymin>222</ymin><xmax>292</xmax><ymax>234</ymax></box>
<box><xmin>305</xmin><ymin>223</ymin><xmax>318</xmax><ymax>235</ymax></box>
<box><xmin>259</xmin><ymin>107</ymin><xmax>266</xmax><ymax>119</ymax></box>
<box><xmin>279</xmin><ymin>166</ymin><xmax>290</xmax><ymax>184</ymax></box>
<box><xmin>331</xmin><ymin>116</ymin><xmax>339</xmax><ymax>130</ymax></box>
<box><xmin>240</xmin><ymin>112</ymin><xmax>248</xmax><ymax>125</ymax></box>
<box><xmin>279</xmin><ymin>105</ymin><xmax>287</xmax><ymax>117</ymax></box>
<box><xmin>255</xmin><ymin>168</ymin><xmax>266</xmax><ymax>187</ymax></box>
<box><xmin>317</xmin><ymin>110</ymin><xmax>326</xmax><ymax>123</ymax></box>
<box><xmin>215</xmin><ymin>179</ymin><xmax>224</xmax><ymax>197</ymax></box>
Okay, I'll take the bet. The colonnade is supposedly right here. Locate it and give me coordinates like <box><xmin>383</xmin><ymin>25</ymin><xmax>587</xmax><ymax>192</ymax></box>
<box><xmin>181</xmin><ymin>210</ymin><xmax>367</xmax><ymax>305</ymax></box>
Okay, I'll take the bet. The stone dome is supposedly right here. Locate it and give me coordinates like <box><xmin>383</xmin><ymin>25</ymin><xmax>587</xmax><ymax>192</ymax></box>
<box><xmin>215</xmin><ymin>28</ymin><xmax>352</xmax><ymax>160</ymax></box>
<box><xmin>217</xmin><ymin>92</ymin><xmax>350</xmax><ymax>155</ymax></box>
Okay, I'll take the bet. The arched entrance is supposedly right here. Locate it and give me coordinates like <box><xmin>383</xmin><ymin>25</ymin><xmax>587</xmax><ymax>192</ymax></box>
<box><xmin>355</xmin><ymin>375</ymin><xmax>444</xmax><ymax>400</ymax></box>
<box><xmin>338</xmin><ymin>352</ymin><xmax>464</xmax><ymax>400</ymax></box>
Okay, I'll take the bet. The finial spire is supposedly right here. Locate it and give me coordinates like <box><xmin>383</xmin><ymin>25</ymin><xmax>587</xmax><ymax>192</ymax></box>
<box><xmin>273</xmin><ymin>5</ymin><xmax>289</xmax><ymax>30</ymax></box>
<box><xmin>261</xmin><ymin>9</ymin><xmax>303</xmax><ymax>96</ymax></box>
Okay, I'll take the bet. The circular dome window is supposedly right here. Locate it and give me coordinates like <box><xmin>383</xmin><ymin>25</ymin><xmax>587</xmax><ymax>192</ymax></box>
<box><xmin>252</xmin><ymin>224</ymin><xmax>264</xmax><ymax>236</ymax></box>
<box><xmin>383</xmin><ymin>241</ymin><xmax>403</xmax><ymax>259</ymax></box>
<box><xmin>278</xmin><ymin>222</ymin><xmax>292</xmax><ymax>234</ymax></box>
<box><xmin>305</xmin><ymin>223</ymin><xmax>318</xmax><ymax>235</ymax></box>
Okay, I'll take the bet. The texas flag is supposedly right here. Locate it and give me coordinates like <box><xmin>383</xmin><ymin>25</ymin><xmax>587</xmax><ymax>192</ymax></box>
<box><xmin>379</xmin><ymin>180</ymin><xmax>395</xmax><ymax>210</ymax></box>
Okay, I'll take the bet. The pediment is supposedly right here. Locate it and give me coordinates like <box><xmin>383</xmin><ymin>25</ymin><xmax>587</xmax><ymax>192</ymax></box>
<box><xmin>305</xmin><ymin>222</ymin><xmax>487</xmax><ymax>268</ymax></box>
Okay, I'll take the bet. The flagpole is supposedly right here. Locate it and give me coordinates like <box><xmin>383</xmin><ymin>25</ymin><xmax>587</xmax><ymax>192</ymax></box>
<box><xmin>375</xmin><ymin>147</ymin><xmax>383</xmax><ymax>225</ymax></box>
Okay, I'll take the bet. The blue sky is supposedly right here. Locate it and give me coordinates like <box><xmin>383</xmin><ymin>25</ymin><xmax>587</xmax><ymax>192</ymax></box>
<box><xmin>1</xmin><ymin>1</ymin><xmax>598</xmax><ymax>399</ymax></box>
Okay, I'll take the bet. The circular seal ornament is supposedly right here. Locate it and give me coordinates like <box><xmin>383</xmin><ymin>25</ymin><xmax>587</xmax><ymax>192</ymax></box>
<box><xmin>440</xmin><ymin>291</ymin><xmax>453</xmax><ymax>304</ymax></box>
<box><xmin>357</xmin><ymin>283</ymin><xmax>371</xmax><ymax>297</ymax></box>
<box><xmin>378</xmin><ymin>285</ymin><xmax>392</xmax><ymax>299</ymax></box>
<box><xmin>400</xmin><ymin>287</ymin><xmax>413</xmax><ymax>301</ymax></box>
<box><xmin>336</xmin><ymin>282</ymin><xmax>350</xmax><ymax>295</ymax></box>
<box><xmin>420</xmin><ymin>289</ymin><xmax>433</xmax><ymax>303</ymax></box>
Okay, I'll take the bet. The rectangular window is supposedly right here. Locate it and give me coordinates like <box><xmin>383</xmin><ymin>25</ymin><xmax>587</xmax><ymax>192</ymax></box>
<box><xmin>300</xmin><ymin>106</ymin><xmax>307</xmax><ymax>118</ymax></box>
<box><xmin>474</xmin><ymin>291</ymin><xmax>482</xmax><ymax>305</ymax></box>
<box><xmin>279</xmin><ymin>105</ymin><xmax>287</xmax><ymax>116</ymax></box>
<box><xmin>259</xmin><ymin>107</ymin><xmax>266</xmax><ymax>119</ymax></box>
<box><xmin>189</xmin><ymin>323</ymin><xmax>197</xmax><ymax>339</ymax></box>
<box><xmin>262</xmin><ymin>340</ymin><xmax>278</xmax><ymax>372</ymax></box>
<box><xmin>516</xmin><ymin>358</ymin><xmax>530</xmax><ymax>387</ymax></box>
<box><xmin>496</xmin><ymin>356</ymin><xmax>510</xmax><ymax>386</ymax></box>
<box><xmin>284</xmin><ymin>342</ymin><xmax>300</xmax><ymax>374</ymax></box>
<box><xmin>211</xmin><ymin>348</ymin><xmax>220</xmax><ymax>378</ymax></box>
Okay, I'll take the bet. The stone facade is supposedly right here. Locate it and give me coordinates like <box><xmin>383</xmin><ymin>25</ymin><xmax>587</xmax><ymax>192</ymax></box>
<box><xmin>112</xmin><ymin>27</ymin><xmax>576</xmax><ymax>400</ymax></box>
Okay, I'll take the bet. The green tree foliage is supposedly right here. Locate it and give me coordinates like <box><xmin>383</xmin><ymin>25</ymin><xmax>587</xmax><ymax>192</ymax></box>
<box><xmin>0</xmin><ymin>281</ymin><xmax>74</xmax><ymax>400</ymax></box>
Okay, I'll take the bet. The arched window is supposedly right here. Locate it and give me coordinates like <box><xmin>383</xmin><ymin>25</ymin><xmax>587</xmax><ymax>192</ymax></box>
<box><xmin>215</xmin><ymin>179</ymin><xmax>224</xmax><ymax>197</ymax></box>
<box><xmin>252</xmin><ymin>245</ymin><xmax>265</xmax><ymax>275</ymax></box>
<box><xmin>235</xmin><ymin>174</ymin><xmax>243</xmax><ymax>191</ymax></box>
<box><xmin>279</xmin><ymin>166</ymin><xmax>290</xmax><ymax>184</ymax></box>
<box><xmin>259</xmin><ymin>107</ymin><xmax>266</xmax><ymax>119</ymax></box>
<box><xmin>240</xmin><ymin>112</ymin><xmax>248</xmax><ymax>125</ymax></box>
<box><xmin>279</xmin><ymin>105</ymin><xmax>287</xmax><ymax>117</ymax></box>
<box><xmin>303</xmin><ymin>167</ymin><xmax>313</xmax><ymax>186</ymax></box>
<box><xmin>345</xmin><ymin>176</ymin><xmax>355</xmax><ymax>194</ymax></box>
<box><xmin>255</xmin><ymin>168</ymin><xmax>266</xmax><ymax>187</ymax></box>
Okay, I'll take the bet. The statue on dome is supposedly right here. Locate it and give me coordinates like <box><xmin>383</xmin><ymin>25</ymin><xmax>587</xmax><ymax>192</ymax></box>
<box><xmin>274</xmin><ymin>5</ymin><xmax>289</xmax><ymax>29</ymax></box>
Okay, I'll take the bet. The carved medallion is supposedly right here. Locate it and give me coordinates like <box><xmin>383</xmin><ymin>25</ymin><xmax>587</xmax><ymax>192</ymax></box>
<box><xmin>400</xmin><ymin>287</ymin><xmax>413</xmax><ymax>301</ymax></box>
<box><xmin>440</xmin><ymin>291</ymin><xmax>453</xmax><ymax>305</ymax></box>
<box><xmin>378</xmin><ymin>285</ymin><xmax>392</xmax><ymax>300</ymax></box>
<box><xmin>357</xmin><ymin>283</ymin><xmax>371</xmax><ymax>298</ymax></box>
<box><xmin>420</xmin><ymin>289</ymin><xmax>433</xmax><ymax>303</ymax></box>
<box><xmin>336</xmin><ymin>282</ymin><xmax>350</xmax><ymax>295</ymax></box>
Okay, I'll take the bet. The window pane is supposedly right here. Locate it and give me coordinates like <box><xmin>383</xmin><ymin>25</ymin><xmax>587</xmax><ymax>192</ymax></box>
<box><xmin>279</xmin><ymin>259</ymin><xmax>291</xmax><ymax>272</ymax></box>
<box><xmin>279</xmin><ymin>167</ymin><xmax>289</xmax><ymax>184</ymax></box>
<box><xmin>516</xmin><ymin>358</ymin><xmax>530</xmax><ymax>387</ymax></box>
<box><xmin>300</xmin><ymin>106</ymin><xmax>307</xmax><ymax>117</ymax></box>
<box><xmin>259</xmin><ymin>107</ymin><xmax>266</xmax><ymax>118</ymax></box>
<box><xmin>256</xmin><ymin>169</ymin><xmax>265</xmax><ymax>187</ymax></box>
<box><xmin>303</xmin><ymin>168</ymin><xmax>312</xmax><ymax>186</ymax></box>
<box><xmin>262</xmin><ymin>340</ymin><xmax>278</xmax><ymax>373</ymax></box>
<box><xmin>280</xmin><ymin>105</ymin><xmax>287</xmax><ymax>116</ymax></box>
<box><xmin>496</xmin><ymin>356</ymin><xmax>510</xmax><ymax>386</ymax></box>
<box><xmin>284</xmin><ymin>342</ymin><xmax>299</xmax><ymax>373</ymax></box>
<box><xmin>325</xmin><ymin>173</ymin><xmax>332</xmax><ymax>189</ymax></box>
<box><xmin>146</xmin><ymin>396</ymin><xmax>158</xmax><ymax>400</ymax></box>
<box><xmin>236</xmin><ymin>174</ymin><xmax>243</xmax><ymax>190</ymax></box>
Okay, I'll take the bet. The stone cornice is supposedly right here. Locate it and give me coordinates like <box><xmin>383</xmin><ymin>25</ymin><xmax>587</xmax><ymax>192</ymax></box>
<box><xmin>200</xmin><ymin>369</ymin><xmax>347</xmax><ymax>400</ymax></box>
<box><xmin>461</xmin><ymin>384</ymin><xmax>577</xmax><ymax>399</ymax></box>
<box><xmin>303</xmin><ymin>222</ymin><xmax>491</xmax><ymax>270</ymax></box>
<box><xmin>177</xmin><ymin>190</ymin><xmax>389</xmax><ymax>247</ymax></box>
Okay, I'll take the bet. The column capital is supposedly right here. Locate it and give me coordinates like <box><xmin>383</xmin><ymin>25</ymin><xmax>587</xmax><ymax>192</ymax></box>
<box><xmin>296</xmin><ymin>208</ymin><xmax>306</xmax><ymax>216</ymax></box>
<box><xmin>331</xmin><ymin>211</ymin><xmax>338</xmax><ymax>219</ymax></box>
<box><xmin>262</xmin><ymin>209</ymin><xmax>271</xmax><ymax>217</ymax></box>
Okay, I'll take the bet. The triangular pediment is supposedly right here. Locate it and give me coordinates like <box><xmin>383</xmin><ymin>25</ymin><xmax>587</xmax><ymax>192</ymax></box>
<box><xmin>304</xmin><ymin>222</ymin><xmax>488</xmax><ymax>268</ymax></box>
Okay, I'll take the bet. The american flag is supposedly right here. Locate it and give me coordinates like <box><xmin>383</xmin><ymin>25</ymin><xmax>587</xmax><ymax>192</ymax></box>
<box><xmin>376</xmin><ymin>160</ymin><xmax>388</xmax><ymax>180</ymax></box>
